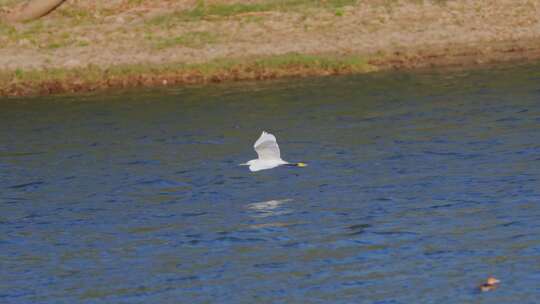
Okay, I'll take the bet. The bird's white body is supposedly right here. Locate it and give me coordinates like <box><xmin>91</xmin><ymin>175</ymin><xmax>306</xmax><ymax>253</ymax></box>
<box><xmin>244</xmin><ymin>158</ymin><xmax>289</xmax><ymax>172</ymax></box>
<box><xmin>242</xmin><ymin>131</ymin><xmax>290</xmax><ymax>172</ymax></box>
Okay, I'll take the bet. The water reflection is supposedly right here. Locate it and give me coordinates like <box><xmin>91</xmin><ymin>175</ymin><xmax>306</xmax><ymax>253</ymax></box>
<box><xmin>248</xmin><ymin>222</ymin><xmax>296</xmax><ymax>229</ymax></box>
<box><xmin>246</xmin><ymin>198</ymin><xmax>293</xmax><ymax>218</ymax></box>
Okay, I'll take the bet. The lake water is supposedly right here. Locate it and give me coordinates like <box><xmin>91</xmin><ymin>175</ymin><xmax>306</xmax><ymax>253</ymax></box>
<box><xmin>1</xmin><ymin>64</ymin><xmax>540</xmax><ymax>303</ymax></box>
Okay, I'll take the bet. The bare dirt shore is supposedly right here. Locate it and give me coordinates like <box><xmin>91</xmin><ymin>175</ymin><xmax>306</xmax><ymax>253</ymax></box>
<box><xmin>1</xmin><ymin>0</ymin><xmax>540</xmax><ymax>97</ymax></box>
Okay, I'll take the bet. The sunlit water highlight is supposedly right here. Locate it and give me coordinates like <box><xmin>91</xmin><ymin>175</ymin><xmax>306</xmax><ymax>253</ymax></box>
<box><xmin>1</xmin><ymin>64</ymin><xmax>540</xmax><ymax>303</ymax></box>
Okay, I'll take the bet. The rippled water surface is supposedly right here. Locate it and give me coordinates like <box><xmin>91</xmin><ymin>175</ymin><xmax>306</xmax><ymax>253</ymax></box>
<box><xmin>2</xmin><ymin>64</ymin><xmax>540</xmax><ymax>303</ymax></box>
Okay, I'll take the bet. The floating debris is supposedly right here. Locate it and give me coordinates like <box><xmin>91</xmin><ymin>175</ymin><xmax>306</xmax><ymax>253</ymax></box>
<box><xmin>479</xmin><ymin>277</ymin><xmax>500</xmax><ymax>292</ymax></box>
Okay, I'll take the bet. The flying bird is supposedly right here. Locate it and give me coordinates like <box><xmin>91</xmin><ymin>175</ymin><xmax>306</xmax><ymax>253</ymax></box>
<box><xmin>241</xmin><ymin>131</ymin><xmax>307</xmax><ymax>172</ymax></box>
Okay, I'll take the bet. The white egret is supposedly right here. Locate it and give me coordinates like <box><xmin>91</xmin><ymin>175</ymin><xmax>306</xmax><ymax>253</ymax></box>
<box><xmin>240</xmin><ymin>131</ymin><xmax>307</xmax><ymax>172</ymax></box>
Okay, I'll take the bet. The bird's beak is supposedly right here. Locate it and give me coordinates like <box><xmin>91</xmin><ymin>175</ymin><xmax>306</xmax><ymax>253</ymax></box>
<box><xmin>296</xmin><ymin>162</ymin><xmax>307</xmax><ymax>167</ymax></box>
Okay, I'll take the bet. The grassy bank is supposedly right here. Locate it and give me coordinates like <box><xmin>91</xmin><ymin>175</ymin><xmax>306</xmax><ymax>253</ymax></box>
<box><xmin>1</xmin><ymin>0</ymin><xmax>540</xmax><ymax>97</ymax></box>
<box><xmin>0</xmin><ymin>53</ymin><xmax>376</xmax><ymax>96</ymax></box>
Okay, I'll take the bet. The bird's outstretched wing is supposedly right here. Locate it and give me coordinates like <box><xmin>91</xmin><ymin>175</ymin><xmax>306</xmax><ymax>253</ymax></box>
<box><xmin>253</xmin><ymin>131</ymin><xmax>281</xmax><ymax>160</ymax></box>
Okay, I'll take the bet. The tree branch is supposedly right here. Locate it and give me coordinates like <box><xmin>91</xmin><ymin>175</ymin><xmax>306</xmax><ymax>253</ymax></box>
<box><xmin>5</xmin><ymin>0</ymin><xmax>66</xmax><ymax>22</ymax></box>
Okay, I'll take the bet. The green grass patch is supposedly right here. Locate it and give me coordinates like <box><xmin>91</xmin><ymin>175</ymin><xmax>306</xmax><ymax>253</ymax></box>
<box><xmin>42</xmin><ymin>31</ymin><xmax>77</xmax><ymax>49</ymax></box>
<box><xmin>151</xmin><ymin>31</ymin><xmax>219</xmax><ymax>49</ymax></box>
<box><xmin>183</xmin><ymin>1</ymin><xmax>274</xmax><ymax>19</ymax></box>
<box><xmin>147</xmin><ymin>0</ymin><xmax>357</xmax><ymax>26</ymax></box>
<box><xmin>127</xmin><ymin>0</ymin><xmax>146</xmax><ymax>5</ymax></box>
<box><xmin>252</xmin><ymin>53</ymin><xmax>370</xmax><ymax>71</ymax></box>
<box><xmin>0</xmin><ymin>19</ymin><xmax>17</xmax><ymax>39</ymax></box>
<box><xmin>2</xmin><ymin>53</ymin><xmax>374</xmax><ymax>82</ymax></box>
<box><xmin>0</xmin><ymin>19</ymin><xmax>76</xmax><ymax>48</ymax></box>
<box><xmin>57</xmin><ymin>7</ymin><xmax>93</xmax><ymax>20</ymax></box>
<box><xmin>0</xmin><ymin>53</ymin><xmax>375</xmax><ymax>96</ymax></box>
<box><xmin>0</xmin><ymin>0</ymin><xmax>20</xmax><ymax>6</ymax></box>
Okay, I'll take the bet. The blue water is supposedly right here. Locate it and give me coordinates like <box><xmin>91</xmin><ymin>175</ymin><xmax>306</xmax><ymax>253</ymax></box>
<box><xmin>1</xmin><ymin>64</ymin><xmax>540</xmax><ymax>303</ymax></box>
